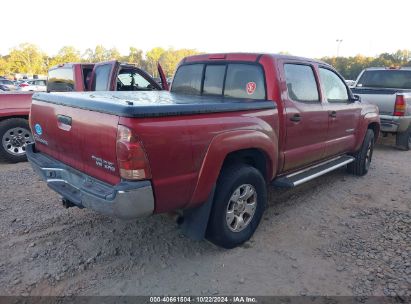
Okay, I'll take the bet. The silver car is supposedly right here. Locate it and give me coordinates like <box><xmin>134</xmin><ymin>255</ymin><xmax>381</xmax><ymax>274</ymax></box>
<box><xmin>0</xmin><ymin>79</ymin><xmax>16</xmax><ymax>90</ymax></box>
<box><xmin>18</xmin><ymin>79</ymin><xmax>47</xmax><ymax>92</ymax></box>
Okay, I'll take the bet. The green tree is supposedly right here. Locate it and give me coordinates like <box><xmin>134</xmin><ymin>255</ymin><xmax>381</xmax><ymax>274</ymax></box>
<box><xmin>159</xmin><ymin>48</ymin><xmax>200</xmax><ymax>77</ymax></box>
<box><xmin>321</xmin><ymin>49</ymin><xmax>411</xmax><ymax>80</ymax></box>
<box><xmin>0</xmin><ymin>56</ymin><xmax>11</xmax><ymax>76</ymax></box>
<box><xmin>8</xmin><ymin>43</ymin><xmax>46</xmax><ymax>74</ymax></box>
<box><xmin>82</xmin><ymin>48</ymin><xmax>95</xmax><ymax>62</ymax></box>
<box><xmin>146</xmin><ymin>47</ymin><xmax>165</xmax><ymax>77</ymax></box>
<box><xmin>107</xmin><ymin>47</ymin><xmax>121</xmax><ymax>61</ymax></box>
<box><xmin>122</xmin><ymin>47</ymin><xmax>144</xmax><ymax>66</ymax></box>
<box><xmin>82</xmin><ymin>45</ymin><xmax>121</xmax><ymax>62</ymax></box>
<box><xmin>49</xmin><ymin>46</ymin><xmax>81</xmax><ymax>67</ymax></box>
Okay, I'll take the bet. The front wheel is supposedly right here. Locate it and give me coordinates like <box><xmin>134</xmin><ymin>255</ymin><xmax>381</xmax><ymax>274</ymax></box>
<box><xmin>347</xmin><ymin>129</ymin><xmax>374</xmax><ymax>176</ymax></box>
<box><xmin>206</xmin><ymin>164</ymin><xmax>267</xmax><ymax>249</ymax></box>
<box><xmin>0</xmin><ymin>118</ymin><xmax>33</xmax><ymax>163</ymax></box>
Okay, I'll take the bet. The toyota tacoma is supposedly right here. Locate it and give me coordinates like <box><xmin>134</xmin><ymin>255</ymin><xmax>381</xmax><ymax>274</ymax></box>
<box><xmin>27</xmin><ymin>53</ymin><xmax>380</xmax><ymax>248</ymax></box>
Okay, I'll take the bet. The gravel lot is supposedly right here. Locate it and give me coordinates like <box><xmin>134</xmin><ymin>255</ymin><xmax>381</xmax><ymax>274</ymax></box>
<box><xmin>0</xmin><ymin>137</ymin><xmax>410</xmax><ymax>297</ymax></box>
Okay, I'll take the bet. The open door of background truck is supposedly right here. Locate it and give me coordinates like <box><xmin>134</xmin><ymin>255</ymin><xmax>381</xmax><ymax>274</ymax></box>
<box><xmin>89</xmin><ymin>60</ymin><xmax>168</xmax><ymax>91</ymax></box>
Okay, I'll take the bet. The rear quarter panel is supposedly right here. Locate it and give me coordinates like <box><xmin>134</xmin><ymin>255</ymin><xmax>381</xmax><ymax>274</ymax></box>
<box><xmin>119</xmin><ymin>107</ymin><xmax>279</xmax><ymax>213</ymax></box>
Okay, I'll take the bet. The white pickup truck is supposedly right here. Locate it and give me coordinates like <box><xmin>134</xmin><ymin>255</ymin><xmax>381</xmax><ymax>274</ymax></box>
<box><xmin>352</xmin><ymin>67</ymin><xmax>411</xmax><ymax>150</ymax></box>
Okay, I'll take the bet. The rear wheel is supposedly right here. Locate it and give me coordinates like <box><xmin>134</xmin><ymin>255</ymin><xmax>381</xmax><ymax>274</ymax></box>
<box><xmin>396</xmin><ymin>125</ymin><xmax>411</xmax><ymax>151</ymax></box>
<box><xmin>206</xmin><ymin>164</ymin><xmax>267</xmax><ymax>249</ymax></box>
<box><xmin>0</xmin><ymin>118</ymin><xmax>33</xmax><ymax>163</ymax></box>
<box><xmin>347</xmin><ymin>129</ymin><xmax>374</xmax><ymax>176</ymax></box>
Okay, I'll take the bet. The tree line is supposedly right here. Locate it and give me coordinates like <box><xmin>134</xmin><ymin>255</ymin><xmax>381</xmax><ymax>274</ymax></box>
<box><xmin>0</xmin><ymin>43</ymin><xmax>200</xmax><ymax>78</ymax></box>
<box><xmin>321</xmin><ymin>50</ymin><xmax>411</xmax><ymax>80</ymax></box>
<box><xmin>1</xmin><ymin>43</ymin><xmax>410</xmax><ymax>80</ymax></box>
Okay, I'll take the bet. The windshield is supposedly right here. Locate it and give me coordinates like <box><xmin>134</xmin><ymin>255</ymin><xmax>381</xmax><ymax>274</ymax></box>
<box><xmin>357</xmin><ymin>70</ymin><xmax>411</xmax><ymax>89</ymax></box>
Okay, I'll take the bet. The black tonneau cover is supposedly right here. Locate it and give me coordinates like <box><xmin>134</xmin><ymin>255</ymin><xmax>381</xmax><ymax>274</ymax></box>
<box><xmin>32</xmin><ymin>91</ymin><xmax>276</xmax><ymax>118</ymax></box>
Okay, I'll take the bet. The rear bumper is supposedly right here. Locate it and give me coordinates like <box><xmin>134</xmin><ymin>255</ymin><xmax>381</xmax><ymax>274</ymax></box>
<box><xmin>380</xmin><ymin>115</ymin><xmax>411</xmax><ymax>133</ymax></box>
<box><xmin>26</xmin><ymin>144</ymin><xmax>154</xmax><ymax>219</ymax></box>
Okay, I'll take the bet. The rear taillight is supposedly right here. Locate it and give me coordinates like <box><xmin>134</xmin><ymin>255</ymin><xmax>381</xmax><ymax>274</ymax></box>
<box><xmin>19</xmin><ymin>83</ymin><xmax>28</xmax><ymax>87</ymax></box>
<box><xmin>116</xmin><ymin>125</ymin><xmax>151</xmax><ymax>180</ymax></box>
<box><xmin>394</xmin><ymin>95</ymin><xmax>406</xmax><ymax>116</ymax></box>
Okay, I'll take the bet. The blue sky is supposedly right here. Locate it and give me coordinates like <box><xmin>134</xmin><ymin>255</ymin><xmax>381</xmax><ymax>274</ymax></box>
<box><xmin>2</xmin><ymin>0</ymin><xmax>410</xmax><ymax>58</ymax></box>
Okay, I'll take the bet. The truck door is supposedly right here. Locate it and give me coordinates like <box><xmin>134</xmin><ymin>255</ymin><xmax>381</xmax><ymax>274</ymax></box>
<box><xmin>157</xmin><ymin>62</ymin><xmax>169</xmax><ymax>90</ymax></box>
<box><xmin>280</xmin><ymin>61</ymin><xmax>329</xmax><ymax>171</ymax></box>
<box><xmin>89</xmin><ymin>61</ymin><xmax>120</xmax><ymax>91</ymax></box>
<box><xmin>318</xmin><ymin>67</ymin><xmax>361</xmax><ymax>157</ymax></box>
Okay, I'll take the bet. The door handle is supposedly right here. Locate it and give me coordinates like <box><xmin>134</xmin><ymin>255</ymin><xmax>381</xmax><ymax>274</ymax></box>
<box><xmin>290</xmin><ymin>114</ymin><xmax>301</xmax><ymax>122</ymax></box>
<box><xmin>57</xmin><ymin>114</ymin><xmax>72</xmax><ymax>126</ymax></box>
<box><xmin>329</xmin><ymin>111</ymin><xmax>337</xmax><ymax>118</ymax></box>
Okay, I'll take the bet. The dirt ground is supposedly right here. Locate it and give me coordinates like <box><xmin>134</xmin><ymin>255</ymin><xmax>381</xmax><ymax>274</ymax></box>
<box><xmin>0</xmin><ymin>136</ymin><xmax>410</xmax><ymax>297</ymax></box>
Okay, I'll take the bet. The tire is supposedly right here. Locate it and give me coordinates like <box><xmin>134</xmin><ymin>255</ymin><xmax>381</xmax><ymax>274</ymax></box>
<box><xmin>0</xmin><ymin>118</ymin><xmax>33</xmax><ymax>163</ymax></box>
<box><xmin>395</xmin><ymin>125</ymin><xmax>411</xmax><ymax>151</ymax></box>
<box><xmin>347</xmin><ymin>129</ymin><xmax>374</xmax><ymax>176</ymax></box>
<box><xmin>206</xmin><ymin>164</ymin><xmax>267</xmax><ymax>249</ymax></box>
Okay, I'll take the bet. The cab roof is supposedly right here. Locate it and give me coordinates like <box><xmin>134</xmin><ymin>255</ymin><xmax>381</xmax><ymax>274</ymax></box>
<box><xmin>183</xmin><ymin>52</ymin><xmax>329</xmax><ymax>66</ymax></box>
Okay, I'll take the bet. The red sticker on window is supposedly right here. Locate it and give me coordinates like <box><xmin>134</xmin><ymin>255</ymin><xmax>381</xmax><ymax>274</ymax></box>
<box><xmin>246</xmin><ymin>82</ymin><xmax>256</xmax><ymax>95</ymax></box>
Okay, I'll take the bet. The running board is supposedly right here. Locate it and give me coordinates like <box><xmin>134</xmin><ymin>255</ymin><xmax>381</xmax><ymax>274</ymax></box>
<box><xmin>272</xmin><ymin>155</ymin><xmax>355</xmax><ymax>188</ymax></box>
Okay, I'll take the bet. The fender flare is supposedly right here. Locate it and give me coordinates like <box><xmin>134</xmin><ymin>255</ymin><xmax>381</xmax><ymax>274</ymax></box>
<box><xmin>354</xmin><ymin>112</ymin><xmax>380</xmax><ymax>151</ymax></box>
<box><xmin>187</xmin><ymin>129</ymin><xmax>278</xmax><ymax>209</ymax></box>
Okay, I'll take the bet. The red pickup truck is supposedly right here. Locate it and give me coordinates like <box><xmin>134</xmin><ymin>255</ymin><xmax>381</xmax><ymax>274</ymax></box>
<box><xmin>0</xmin><ymin>61</ymin><xmax>167</xmax><ymax>163</ymax></box>
<box><xmin>27</xmin><ymin>53</ymin><xmax>380</xmax><ymax>248</ymax></box>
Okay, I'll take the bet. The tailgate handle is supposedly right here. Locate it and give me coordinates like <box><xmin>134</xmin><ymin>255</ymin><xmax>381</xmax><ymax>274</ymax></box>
<box><xmin>57</xmin><ymin>115</ymin><xmax>72</xmax><ymax>126</ymax></box>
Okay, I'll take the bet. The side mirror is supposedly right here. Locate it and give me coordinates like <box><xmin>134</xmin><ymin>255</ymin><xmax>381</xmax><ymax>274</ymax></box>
<box><xmin>352</xmin><ymin>94</ymin><xmax>361</xmax><ymax>103</ymax></box>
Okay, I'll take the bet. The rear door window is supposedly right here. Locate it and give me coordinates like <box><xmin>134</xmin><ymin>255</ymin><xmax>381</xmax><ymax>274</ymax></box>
<box><xmin>284</xmin><ymin>64</ymin><xmax>320</xmax><ymax>102</ymax></box>
<box><xmin>47</xmin><ymin>67</ymin><xmax>74</xmax><ymax>92</ymax></box>
<box><xmin>171</xmin><ymin>64</ymin><xmax>204</xmax><ymax>95</ymax></box>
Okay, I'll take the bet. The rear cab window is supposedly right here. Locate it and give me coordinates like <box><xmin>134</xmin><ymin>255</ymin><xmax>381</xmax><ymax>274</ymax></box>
<box><xmin>47</xmin><ymin>67</ymin><xmax>75</xmax><ymax>92</ymax></box>
<box><xmin>356</xmin><ymin>70</ymin><xmax>411</xmax><ymax>89</ymax></box>
<box><xmin>171</xmin><ymin>62</ymin><xmax>266</xmax><ymax>100</ymax></box>
<box><xmin>172</xmin><ymin>64</ymin><xmax>204</xmax><ymax>95</ymax></box>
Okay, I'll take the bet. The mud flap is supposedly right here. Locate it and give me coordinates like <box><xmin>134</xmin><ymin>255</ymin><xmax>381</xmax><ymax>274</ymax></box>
<box><xmin>180</xmin><ymin>185</ymin><xmax>216</xmax><ymax>240</ymax></box>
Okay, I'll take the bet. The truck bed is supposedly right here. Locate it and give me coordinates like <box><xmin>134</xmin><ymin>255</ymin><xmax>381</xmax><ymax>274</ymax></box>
<box><xmin>32</xmin><ymin>91</ymin><xmax>276</xmax><ymax>118</ymax></box>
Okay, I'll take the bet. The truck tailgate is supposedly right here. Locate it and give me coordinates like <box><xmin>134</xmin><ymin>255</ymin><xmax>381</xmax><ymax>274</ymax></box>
<box><xmin>30</xmin><ymin>99</ymin><xmax>120</xmax><ymax>185</ymax></box>
<box><xmin>352</xmin><ymin>88</ymin><xmax>410</xmax><ymax>115</ymax></box>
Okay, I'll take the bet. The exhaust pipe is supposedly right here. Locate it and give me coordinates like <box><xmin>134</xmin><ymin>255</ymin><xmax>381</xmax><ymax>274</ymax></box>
<box><xmin>62</xmin><ymin>198</ymin><xmax>83</xmax><ymax>209</ymax></box>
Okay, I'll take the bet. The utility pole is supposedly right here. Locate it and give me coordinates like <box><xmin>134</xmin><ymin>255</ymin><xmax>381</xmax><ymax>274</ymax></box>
<box><xmin>336</xmin><ymin>39</ymin><xmax>343</xmax><ymax>57</ymax></box>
